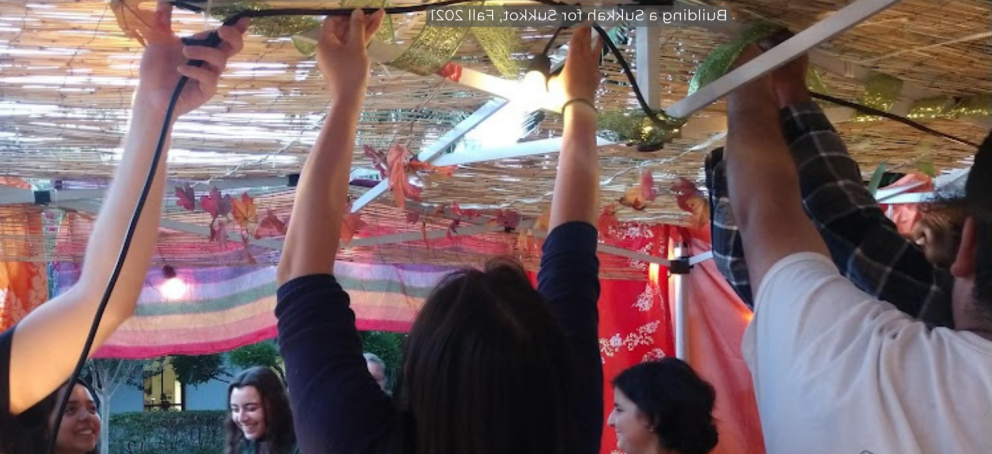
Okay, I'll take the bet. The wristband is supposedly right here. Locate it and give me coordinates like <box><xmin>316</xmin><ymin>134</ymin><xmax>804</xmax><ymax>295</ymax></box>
<box><xmin>561</xmin><ymin>98</ymin><xmax>597</xmax><ymax>114</ymax></box>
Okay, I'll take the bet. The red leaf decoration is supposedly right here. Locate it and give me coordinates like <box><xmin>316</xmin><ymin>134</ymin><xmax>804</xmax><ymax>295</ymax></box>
<box><xmin>257</xmin><ymin>209</ymin><xmax>288</xmax><ymax>238</ymax></box>
<box><xmin>407</xmin><ymin>159</ymin><xmax>456</xmax><ymax>178</ymax></box>
<box><xmin>340</xmin><ymin>212</ymin><xmax>366</xmax><ymax>245</ymax></box>
<box><xmin>639</xmin><ymin>169</ymin><xmax>658</xmax><ymax>202</ymax></box>
<box><xmin>201</xmin><ymin>187</ymin><xmax>232</xmax><ymax>220</ymax></box>
<box><xmin>387</xmin><ymin>145</ymin><xmax>422</xmax><ymax>209</ymax></box>
<box><xmin>446</xmin><ymin>219</ymin><xmax>460</xmax><ymax>240</ymax></box>
<box><xmin>210</xmin><ymin>219</ymin><xmax>229</xmax><ymax>249</ymax></box>
<box><xmin>232</xmin><ymin>192</ymin><xmax>257</xmax><ymax>232</ymax></box>
<box><xmin>597</xmin><ymin>204</ymin><xmax>620</xmax><ymax>240</ymax></box>
<box><xmin>406</xmin><ymin>211</ymin><xmax>420</xmax><ymax>224</ymax></box>
<box><xmin>495</xmin><ymin>209</ymin><xmax>521</xmax><ymax>229</ymax></box>
<box><xmin>619</xmin><ymin>188</ymin><xmax>649</xmax><ymax>211</ymax></box>
<box><xmin>670</xmin><ymin>177</ymin><xmax>701</xmax><ymax>213</ymax></box>
<box><xmin>450</xmin><ymin>202</ymin><xmax>482</xmax><ymax>219</ymax></box>
<box><xmin>175</xmin><ymin>184</ymin><xmax>196</xmax><ymax>212</ymax></box>
<box><xmin>363</xmin><ymin>145</ymin><xmax>388</xmax><ymax>180</ymax></box>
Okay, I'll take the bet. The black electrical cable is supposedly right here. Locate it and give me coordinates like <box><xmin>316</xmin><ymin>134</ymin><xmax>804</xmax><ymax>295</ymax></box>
<box><xmin>811</xmin><ymin>91</ymin><xmax>979</xmax><ymax>148</ymax></box>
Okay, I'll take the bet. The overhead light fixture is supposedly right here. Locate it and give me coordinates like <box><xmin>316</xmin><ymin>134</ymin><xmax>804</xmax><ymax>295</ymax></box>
<box><xmin>160</xmin><ymin>265</ymin><xmax>188</xmax><ymax>301</ymax></box>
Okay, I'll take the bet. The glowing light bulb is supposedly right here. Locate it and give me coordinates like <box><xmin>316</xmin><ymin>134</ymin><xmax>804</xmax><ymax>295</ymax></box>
<box><xmin>519</xmin><ymin>70</ymin><xmax>549</xmax><ymax>112</ymax></box>
<box><xmin>517</xmin><ymin>54</ymin><xmax>551</xmax><ymax>112</ymax></box>
<box><xmin>160</xmin><ymin>265</ymin><xmax>188</xmax><ymax>301</ymax></box>
<box><xmin>160</xmin><ymin>277</ymin><xmax>188</xmax><ymax>301</ymax></box>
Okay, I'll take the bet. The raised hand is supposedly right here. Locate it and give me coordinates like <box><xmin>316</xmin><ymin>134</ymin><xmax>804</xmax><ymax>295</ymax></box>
<box><xmin>317</xmin><ymin>9</ymin><xmax>386</xmax><ymax>103</ymax></box>
<box><xmin>548</xmin><ymin>26</ymin><xmax>604</xmax><ymax>108</ymax></box>
<box><xmin>137</xmin><ymin>2</ymin><xmax>249</xmax><ymax>117</ymax></box>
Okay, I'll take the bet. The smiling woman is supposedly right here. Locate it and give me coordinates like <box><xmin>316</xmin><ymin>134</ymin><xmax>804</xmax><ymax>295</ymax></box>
<box><xmin>51</xmin><ymin>383</ymin><xmax>100</xmax><ymax>454</ymax></box>
<box><xmin>224</xmin><ymin>367</ymin><xmax>299</xmax><ymax>454</ymax></box>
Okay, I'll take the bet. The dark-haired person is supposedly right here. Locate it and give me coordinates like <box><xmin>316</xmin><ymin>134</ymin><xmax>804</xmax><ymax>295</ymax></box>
<box><xmin>707</xmin><ymin>31</ymin><xmax>955</xmax><ymax>329</ymax></box>
<box><xmin>12</xmin><ymin>380</ymin><xmax>101</xmax><ymax>454</ymax></box>
<box><xmin>0</xmin><ymin>4</ymin><xmax>249</xmax><ymax>454</ymax></box>
<box><xmin>725</xmin><ymin>42</ymin><xmax>992</xmax><ymax>454</ymax></box>
<box><xmin>225</xmin><ymin>367</ymin><xmax>299</xmax><ymax>454</ymax></box>
<box><xmin>275</xmin><ymin>11</ymin><xmax>605</xmax><ymax>454</ymax></box>
<box><xmin>608</xmin><ymin>359</ymin><xmax>718</xmax><ymax>454</ymax></box>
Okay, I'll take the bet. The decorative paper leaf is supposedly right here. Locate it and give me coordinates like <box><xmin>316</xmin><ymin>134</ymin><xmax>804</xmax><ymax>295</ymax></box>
<box><xmin>387</xmin><ymin>145</ymin><xmax>422</xmax><ymax>209</ymax></box>
<box><xmin>639</xmin><ymin>169</ymin><xmax>658</xmax><ymax>202</ymax></box>
<box><xmin>597</xmin><ymin>204</ymin><xmax>620</xmax><ymax>240</ymax></box>
<box><xmin>408</xmin><ymin>159</ymin><xmax>456</xmax><ymax>178</ymax></box>
<box><xmin>110</xmin><ymin>0</ymin><xmax>157</xmax><ymax>46</ymax></box>
<box><xmin>232</xmin><ymin>192</ymin><xmax>258</xmax><ymax>231</ymax></box>
<box><xmin>619</xmin><ymin>169</ymin><xmax>659</xmax><ymax>211</ymax></box>
<box><xmin>406</xmin><ymin>211</ymin><xmax>420</xmax><ymax>224</ymax></box>
<box><xmin>210</xmin><ymin>219</ymin><xmax>228</xmax><ymax>250</ymax></box>
<box><xmin>256</xmin><ymin>210</ymin><xmax>288</xmax><ymax>238</ymax></box>
<box><xmin>363</xmin><ymin>145</ymin><xmax>388</xmax><ymax>180</ymax></box>
<box><xmin>670</xmin><ymin>177</ymin><xmax>701</xmax><ymax>213</ymax></box>
<box><xmin>867</xmin><ymin>162</ymin><xmax>888</xmax><ymax>196</ymax></box>
<box><xmin>201</xmin><ymin>187</ymin><xmax>232</xmax><ymax>220</ymax></box>
<box><xmin>495</xmin><ymin>210</ymin><xmax>521</xmax><ymax>229</ymax></box>
<box><xmin>450</xmin><ymin>202</ymin><xmax>483</xmax><ymax>219</ymax></box>
<box><xmin>619</xmin><ymin>188</ymin><xmax>649</xmax><ymax>211</ymax></box>
<box><xmin>340</xmin><ymin>212</ymin><xmax>366</xmax><ymax>245</ymax></box>
<box><xmin>446</xmin><ymin>219</ymin><xmax>461</xmax><ymax>240</ymax></box>
<box><xmin>175</xmin><ymin>184</ymin><xmax>196</xmax><ymax>212</ymax></box>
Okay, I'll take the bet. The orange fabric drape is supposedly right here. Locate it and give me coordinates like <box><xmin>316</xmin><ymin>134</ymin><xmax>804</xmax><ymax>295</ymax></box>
<box><xmin>0</xmin><ymin>178</ymin><xmax>48</xmax><ymax>331</ymax></box>
<box><xmin>678</xmin><ymin>229</ymin><xmax>766</xmax><ymax>454</ymax></box>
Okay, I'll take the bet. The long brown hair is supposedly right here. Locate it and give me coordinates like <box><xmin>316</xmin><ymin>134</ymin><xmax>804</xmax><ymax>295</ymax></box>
<box><xmin>224</xmin><ymin>367</ymin><xmax>296</xmax><ymax>454</ymax></box>
<box><xmin>395</xmin><ymin>258</ymin><xmax>573</xmax><ymax>454</ymax></box>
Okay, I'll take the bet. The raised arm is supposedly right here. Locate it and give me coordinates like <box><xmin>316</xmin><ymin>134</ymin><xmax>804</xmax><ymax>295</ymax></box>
<box><xmin>724</xmin><ymin>46</ymin><xmax>829</xmax><ymax>292</ymax></box>
<box><xmin>7</xmin><ymin>3</ymin><xmax>247</xmax><ymax>415</ymax></box>
<box><xmin>710</xmin><ymin>35</ymin><xmax>953</xmax><ymax>325</ymax></box>
<box><xmin>274</xmin><ymin>11</ymin><xmax>397</xmax><ymax>454</ymax></box>
<box><xmin>547</xmin><ymin>26</ymin><xmax>603</xmax><ymax>230</ymax></box>
<box><xmin>537</xmin><ymin>26</ymin><xmax>605</xmax><ymax>454</ymax></box>
<box><xmin>276</xmin><ymin>10</ymin><xmax>384</xmax><ymax>284</ymax></box>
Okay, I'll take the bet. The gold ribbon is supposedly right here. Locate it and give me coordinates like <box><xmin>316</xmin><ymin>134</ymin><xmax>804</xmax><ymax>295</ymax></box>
<box><xmin>596</xmin><ymin>110</ymin><xmax>685</xmax><ymax>146</ymax></box>
<box><xmin>852</xmin><ymin>71</ymin><xmax>903</xmax><ymax>122</ymax></box>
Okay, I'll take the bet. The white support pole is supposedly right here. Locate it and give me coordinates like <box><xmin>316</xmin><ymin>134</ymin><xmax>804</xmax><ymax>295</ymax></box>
<box><xmin>665</xmin><ymin>0</ymin><xmax>905</xmax><ymax>119</ymax></box>
<box><xmin>529</xmin><ymin>229</ymin><xmax>671</xmax><ymax>267</ymax></box>
<box><xmin>348</xmin><ymin>224</ymin><xmax>504</xmax><ymax>247</ymax></box>
<box><xmin>636</xmin><ymin>26</ymin><xmax>662</xmax><ymax>110</ymax></box>
<box><xmin>672</xmin><ymin>244</ymin><xmax>689</xmax><ymax>361</ymax></box>
<box><xmin>350</xmin><ymin>99</ymin><xmax>508</xmax><ymax>213</ymax></box>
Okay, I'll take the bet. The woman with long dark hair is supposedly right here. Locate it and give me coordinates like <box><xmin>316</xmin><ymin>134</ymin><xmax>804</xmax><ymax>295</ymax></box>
<box><xmin>608</xmin><ymin>359</ymin><xmax>719</xmax><ymax>454</ymax></box>
<box><xmin>224</xmin><ymin>367</ymin><xmax>298</xmax><ymax>454</ymax></box>
<box><xmin>0</xmin><ymin>5</ymin><xmax>248</xmax><ymax>453</ymax></box>
<box><xmin>6</xmin><ymin>380</ymin><xmax>101</xmax><ymax>454</ymax></box>
<box><xmin>275</xmin><ymin>11</ymin><xmax>606</xmax><ymax>454</ymax></box>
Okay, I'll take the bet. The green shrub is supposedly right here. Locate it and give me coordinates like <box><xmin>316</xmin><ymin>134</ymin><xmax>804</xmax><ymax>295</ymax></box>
<box><xmin>109</xmin><ymin>411</ymin><xmax>226</xmax><ymax>454</ymax></box>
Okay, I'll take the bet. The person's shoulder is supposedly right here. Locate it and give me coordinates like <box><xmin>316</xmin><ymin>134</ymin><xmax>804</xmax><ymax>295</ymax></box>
<box><xmin>755</xmin><ymin>252</ymin><xmax>839</xmax><ymax>302</ymax></box>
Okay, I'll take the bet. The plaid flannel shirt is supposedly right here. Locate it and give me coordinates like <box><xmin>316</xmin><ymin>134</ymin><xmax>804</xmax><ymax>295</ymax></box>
<box><xmin>707</xmin><ymin>100</ymin><xmax>954</xmax><ymax>328</ymax></box>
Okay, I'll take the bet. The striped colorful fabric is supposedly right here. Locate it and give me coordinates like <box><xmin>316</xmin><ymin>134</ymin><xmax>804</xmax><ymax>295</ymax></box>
<box><xmin>52</xmin><ymin>262</ymin><xmax>455</xmax><ymax>359</ymax></box>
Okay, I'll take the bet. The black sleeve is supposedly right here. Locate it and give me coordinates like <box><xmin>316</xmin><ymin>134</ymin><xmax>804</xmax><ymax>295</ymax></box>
<box><xmin>1</xmin><ymin>326</ymin><xmax>49</xmax><ymax>451</ymax></box>
<box><xmin>275</xmin><ymin>275</ymin><xmax>398</xmax><ymax>454</ymax></box>
<box><xmin>536</xmin><ymin>222</ymin><xmax>603</xmax><ymax>454</ymax></box>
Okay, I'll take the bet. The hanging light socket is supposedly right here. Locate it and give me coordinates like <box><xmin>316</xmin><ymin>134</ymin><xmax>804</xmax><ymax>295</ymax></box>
<box><xmin>162</xmin><ymin>265</ymin><xmax>177</xmax><ymax>280</ymax></box>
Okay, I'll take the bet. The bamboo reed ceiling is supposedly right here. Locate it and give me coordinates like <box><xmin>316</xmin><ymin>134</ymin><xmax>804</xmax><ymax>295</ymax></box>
<box><xmin>0</xmin><ymin>0</ymin><xmax>989</xmax><ymax>269</ymax></box>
